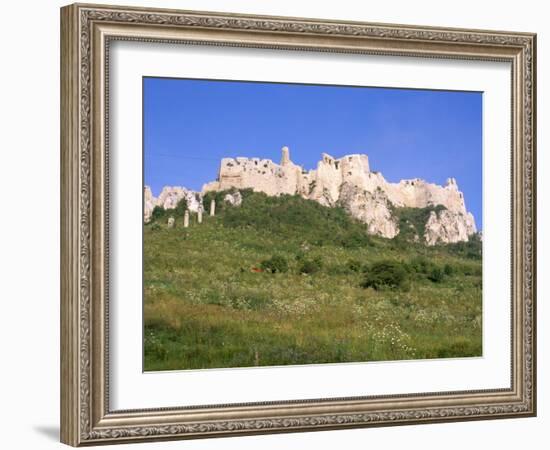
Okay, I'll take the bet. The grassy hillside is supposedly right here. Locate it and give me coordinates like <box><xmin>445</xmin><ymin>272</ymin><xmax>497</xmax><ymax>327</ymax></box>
<box><xmin>144</xmin><ymin>190</ymin><xmax>482</xmax><ymax>371</ymax></box>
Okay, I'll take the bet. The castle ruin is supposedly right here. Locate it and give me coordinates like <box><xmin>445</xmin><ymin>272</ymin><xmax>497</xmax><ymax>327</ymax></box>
<box><xmin>145</xmin><ymin>146</ymin><xmax>477</xmax><ymax>244</ymax></box>
<box><xmin>201</xmin><ymin>146</ymin><xmax>476</xmax><ymax>242</ymax></box>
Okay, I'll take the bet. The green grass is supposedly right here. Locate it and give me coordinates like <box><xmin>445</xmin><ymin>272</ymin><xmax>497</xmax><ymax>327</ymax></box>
<box><xmin>144</xmin><ymin>191</ymin><xmax>482</xmax><ymax>371</ymax></box>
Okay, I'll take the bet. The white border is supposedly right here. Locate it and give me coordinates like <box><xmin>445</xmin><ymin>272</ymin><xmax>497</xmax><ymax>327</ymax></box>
<box><xmin>109</xmin><ymin>41</ymin><xmax>511</xmax><ymax>410</ymax></box>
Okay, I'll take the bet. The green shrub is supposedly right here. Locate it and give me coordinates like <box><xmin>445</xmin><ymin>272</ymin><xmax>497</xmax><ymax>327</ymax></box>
<box><xmin>220</xmin><ymin>191</ymin><xmax>372</xmax><ymax>249</ymax></box>
<box><xmin>150</xmin><ymin>222</ymin><xmax>161</xmax><ymax>232</ymax></box>
<box><xmin>260</xmin><ymin>255</ymin><xmax>289</xmax><ymax>273</ymax></box>
<box><xmin>298</xmin><ymin>256</ymin><xmax>323</xmax><ymax>275</ymax></box>
<box><xmin>445</xmin><ymin>233</ymin><xmax>482</xmax><ymax>260</ymax></box>
<box><xmin>427</xmin><ymin>266</ymin><xmax>445</xmax><ymax>283</ymax></box>
<box><xmin>337</xmin><ymin>230</ymin><xmax>371</xmax><ymax>249</ymax></box>
<box><xmin>361</xmin><ymin>260</ymin><xmax>410</xmax><ymax>291</ymax></box>
<box><xmin>409</xmin><ymin>256</ymin><xmax>433</xmax><ymax>274</ymax></box>
<box><xmin>346</xmin><ymin>259</ymin><xmax>363</xmax><ymax>273</ymax></box>
<box><xmin>151</xmin><ymin>206</ymin><xmax>165</xmax><ymax>221</ymax></box>
<box><xmin>457</xmin><ymin>263</ymin><xmax>482</xmax><ymax>277</ymax></box>
<box><xmin>202</xmin><ymin>190</ymin><xmax>227</xmax><ymax>215</ymax></box>
<box><xmin>443</xmin><ymin>263</ymin><xmax>454</xmax><ymax>276</ymax></box>
<box><xmin>174</xmin><ymin>197</ymin><xmax>188</xmax><ymax>217</ymax></box>
<box><xmin>295</xmin><ymin>250</ymin><xmax>306</xmax><ymax>261</ymax></box>
<box><xmin>408</xmin><ymin>257</ymin><xmax>449</xmax><ymax>283</ymax></box>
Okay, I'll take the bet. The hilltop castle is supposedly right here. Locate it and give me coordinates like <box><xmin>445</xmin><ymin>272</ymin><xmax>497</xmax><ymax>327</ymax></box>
<box><xmin>145</xmin><ymin>146</ymin><xmax>477</xmax><ymax>245</ymax></box>
<box><xmin>201</xmin><ymin>146</ymin><xmax>476</xmax><ymax>243</ymax></box>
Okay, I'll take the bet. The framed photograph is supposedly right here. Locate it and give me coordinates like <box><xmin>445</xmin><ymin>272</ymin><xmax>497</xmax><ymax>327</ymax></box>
<box><xmin>60</xmin><ymin>3</ymin><xmax>536</xmax><ymax>446</ymax></box>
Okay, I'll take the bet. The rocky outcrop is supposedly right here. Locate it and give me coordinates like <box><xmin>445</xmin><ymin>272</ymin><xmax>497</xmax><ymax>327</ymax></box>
<box><xmin>144</xmin><ymin>186</ymin><xmax>156</xmax><ymax>223</ymax></box>
<box><xmin>338</xmin><ymin>183</ymin><xmax>398</xmax><ymax>238</ymax></box>
<box><xmin>157</xmin><ymin>186</ymin><xmax>202</xmax><ymax>211</ymax></box>
<box><xmin>223</xmin><ymin>191</ymin><xmax>242</xmax><ymax>207</ymax></box>
<box><xmin>201</xmin><ymin>146</ymin><xmax>477</xmax><ymax>245</ymax></box>
<box><xmin>424</xmin><ymin>209</ymin><xmax>477</xmax><ymax>245</ymax></box>
<box><xmin>143</xmin><ymin>186</ymin><xmax>201</xmax><ymax>223</ymax></box>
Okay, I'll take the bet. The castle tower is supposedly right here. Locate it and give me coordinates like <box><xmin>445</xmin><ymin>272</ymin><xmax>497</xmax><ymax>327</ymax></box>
<box><xmin>281</xmin><ymin>146</ymin><xmax>290</xmax><ymax>166</ymax></box>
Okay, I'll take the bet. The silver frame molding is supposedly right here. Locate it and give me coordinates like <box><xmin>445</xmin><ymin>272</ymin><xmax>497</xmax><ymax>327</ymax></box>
<box><xmin>60</xmin><ymin>3</ymin><xmax>536</xmax><ymax>446</ymax></box>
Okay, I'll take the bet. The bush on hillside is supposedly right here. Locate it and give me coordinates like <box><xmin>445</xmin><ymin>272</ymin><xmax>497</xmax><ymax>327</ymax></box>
<box><xmin>174</xmin><ymin>197</ymin><xmax>188</xmax><ymax>217</ymax></box>
<box><xmin>443</xmin><ymin>263</ymin><xmax>454</xmax><ymax>276</ymax></box>
<box><xmin>408</xmin><ymin>256</ymin><xmax>449</xmax><ymax>283</ymax></box>
<box><xmin>220</xmin><ymin>191</ymin><xmax>372</xmax><ymax>249</ymax></box>
<box><xmin>445</xmin><ymin>233</ymin><xmax>482</xmax><ymax>260</ymax></box>
<box><xmin>346</xmin><ymin>259</ymin><xmax>363</xmax><ymax>273</ymax></box>
<box><xmin>260</xmin><ymin>255</ymin><xmax>289</xmax><ymax>274</ymax></box>
<box><xmin>336</xmin><ymin>230</ymin><xmax>372</xmax><ymax>249</ymax></box>
<box><xmin>427</xmin><ymin>266</ymin><xmax>445</xmax><ymax>283</ymax></box>
<box><xmin>298</xmin><ymin>256</ymin><xmax>323</xmax><ymax>275</ymax></box>
<box><xmin>151</xmin><ymin>206</ymin><xmax>165</xmax><ymax>221</ymax></box>
<box><xmin>361</xmin><ymin>260</ymin><xmax>410</xmax><ymax>291</ymax></box>
<box><xmin>295</xmin><ymin>251</ymin><xmax>306</xmax><ymax>262</ymax></box>
<box><xmin>408</xmin><ymin>256</ymin><xmax>433</xmax><ymax>275</ymax></box>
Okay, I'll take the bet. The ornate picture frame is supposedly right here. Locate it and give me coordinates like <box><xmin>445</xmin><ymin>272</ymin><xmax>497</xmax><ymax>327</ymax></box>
<box><xmin>60</xmin><ymin>3</ymin><xmax>536</xmax><ymax>446</ymax></box>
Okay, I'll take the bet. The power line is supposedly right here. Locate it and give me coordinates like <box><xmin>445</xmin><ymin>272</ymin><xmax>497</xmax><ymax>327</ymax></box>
<box><xmin>145</xmin><ymin>153</ymin><xmax>224</xmax><ymax>161</ymax></box>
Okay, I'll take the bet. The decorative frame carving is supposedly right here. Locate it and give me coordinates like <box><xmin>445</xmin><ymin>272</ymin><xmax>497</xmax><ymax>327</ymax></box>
<box><xmin>60</xmin><ymin>3</ymin><xmax>536</xmax><ymax>446</ymax></box>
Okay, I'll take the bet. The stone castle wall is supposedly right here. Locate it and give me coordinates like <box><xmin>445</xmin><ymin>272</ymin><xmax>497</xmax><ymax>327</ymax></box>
<box><xmin>204</xmin><ymin>148</ymin><xmax>468</xmax><ymax>211</ymax></box>
<box><xmin>146</xmin><ymin>146</ymin><xmax>477</xmax><ymax>244</ymax></box>
<box><xmin>202</xmin><ymin>146</ymin><xmax>476</xmax><ymax>241</ymax></box>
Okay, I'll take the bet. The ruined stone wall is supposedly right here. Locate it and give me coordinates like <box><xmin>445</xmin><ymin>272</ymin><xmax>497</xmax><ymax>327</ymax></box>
<box><xmin>203</xmin><ymin>147</ymin><xmax>472</xmax><ymax>216</ymax></box>
<box><xmin>203</xmin><ymin>156</ymin><xmax>302</xmax><ymax>196</ymax></box>
<box><xmin>382</xmin><ymin>177</ymin><xmax>468</xmax><ymax>214</ymax></box>
<box><xmin>200</xmin><ymin>146</ymin><xmax>477</xmax><ymax>242</ymax></box>
<box><xmin>147</xmin><ymin>146</ymin><xmax>477</xmax><ymax>244</ymax></box>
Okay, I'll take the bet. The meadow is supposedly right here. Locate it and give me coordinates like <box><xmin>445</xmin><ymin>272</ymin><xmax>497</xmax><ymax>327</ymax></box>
<box><xmin>144</xmin><ymin>190</ymin><xmax>482</xmax><ymax>371</ymax></box>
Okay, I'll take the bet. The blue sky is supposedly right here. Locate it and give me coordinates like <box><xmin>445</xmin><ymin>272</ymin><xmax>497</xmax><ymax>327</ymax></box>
<box><xmin>144</xmin><ymin>77</ymin><xmax>482</xmax><ymax>229</ymax></box>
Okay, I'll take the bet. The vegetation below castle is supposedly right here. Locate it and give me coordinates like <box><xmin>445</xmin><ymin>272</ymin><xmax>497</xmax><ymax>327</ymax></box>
<box><xmin>144</xmin><ymin>190</ymin><xmax>482</xmax><ymax>371</ymax></box>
